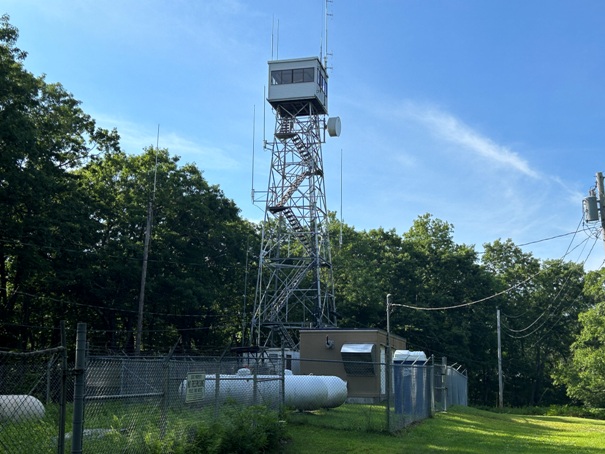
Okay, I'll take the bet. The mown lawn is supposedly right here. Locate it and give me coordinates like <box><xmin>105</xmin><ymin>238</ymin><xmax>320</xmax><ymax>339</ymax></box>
<box><xmin>285</xmin><ymin>406</ymin><xmax>605</xmax><ymax>453</ymax></box>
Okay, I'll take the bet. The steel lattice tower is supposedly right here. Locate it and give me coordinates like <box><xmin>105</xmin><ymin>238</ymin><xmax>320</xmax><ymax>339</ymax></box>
<box><xmin>251</xmin><ymin>57</ymin><xmax>340</xmax><ymax>349</ymax></box>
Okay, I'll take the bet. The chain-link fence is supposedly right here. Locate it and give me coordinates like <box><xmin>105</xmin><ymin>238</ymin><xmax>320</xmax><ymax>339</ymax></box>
<box><xmin>289</xmin><ymin>355</ymin><xmax>467</xmax><ymax>433</ymax></box>
<box><xmin>0</xmin><ymin>346</ymin><xmax>69</xmax><ymax>453</ymax></box>
<box><xmin>73</xmin><ymin>321</ymin><xmax>288</xmax><ymax>454</ymax></box>
<box><xmin>389</xmin><ymin>361</ymin><xmax>432</xmax><ymax>430</ymax></box>
<box><xmin>0</xmin><ymin>325</ymin><xmax>288</xmax><ymax>454</ymax></box>
<box><xmin>1</xmin><ymin>324</ymin><xmax>469</xmax><ymax>453</ymax></box>
<box><xmin>445</xmin><ymin>365</ymin><xmax>468</xmax><ymax>409</ymax></box>
<box><xmin>78</xmin><ymin>355</ymin><xmax>287</xmax><ymax>453</ymax></box>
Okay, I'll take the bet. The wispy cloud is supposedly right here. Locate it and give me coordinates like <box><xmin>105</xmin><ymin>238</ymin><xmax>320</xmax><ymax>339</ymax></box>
<box><xmin>399</xmin><ymin>103</ymin><xmax>539</xmax><ymax>178</ymax></box>
<box><xmin>550</xmin><ymin>175</ymin><xmax>588</xmax><ymax>206</ymax></box>
<box><xmin>93</xmin><ymin>113</ymin><xmax>239</xmax><ymax>171</ymax></box>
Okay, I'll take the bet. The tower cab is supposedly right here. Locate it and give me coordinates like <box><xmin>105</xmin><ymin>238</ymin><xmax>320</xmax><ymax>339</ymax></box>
<box><xmin>267</xmin><ymin>57</ymin><xmax>328</xmax><ymax>116</ymax></box>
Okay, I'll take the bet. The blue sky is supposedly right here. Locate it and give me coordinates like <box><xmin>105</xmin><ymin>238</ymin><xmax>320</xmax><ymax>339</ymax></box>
<box><xmin>5</xmin><ymin>0</ymin><xmax>605</xmax><ymax>270</ymax></box>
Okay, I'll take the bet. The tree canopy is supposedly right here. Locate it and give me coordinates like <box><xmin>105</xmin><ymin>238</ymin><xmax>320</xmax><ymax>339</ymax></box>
<box><xmin>0</xmin><ymin>15</ymin><xmax>255</xmax><ymax>353</ymax></box>
<box><xmin>552</xmin><ymin>268</ymin><xmax>605</xmax><ymax>407</ymax></box>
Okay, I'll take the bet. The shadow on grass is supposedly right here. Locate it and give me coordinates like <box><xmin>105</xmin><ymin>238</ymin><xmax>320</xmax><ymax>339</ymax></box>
<box><xmin>287</xmin><ymin>403</ymin><xmax>388</xmax><ymax>432</ymax></box>
<box><xmin>286</xmin><ymin>405</ymin><xmax>605</xmax><ymax>454</ymax></box>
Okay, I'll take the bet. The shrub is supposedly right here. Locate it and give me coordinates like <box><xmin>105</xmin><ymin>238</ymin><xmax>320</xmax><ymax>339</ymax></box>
<box><xmin>184</xmin><ymin>421</ymin><xmax>222</xmax><ymax>454</ymax></box>
<box><xmin>475</xmin><ymin>405</ymin><xmax>605</xmax><ymax>420</ymax></box>
<box><xmin>545</xmin><ymin>405</ymin><xmax>605</xmax><ymax>420</ymax></box>
<box><xmin>143</xmin><ymin>404</ymin><xmax>288</xmax><ymax>453</ymax></box>
<box><xmin>214</xmin><ymin>404</ymin><xmax>287</xmax><ymax>453</ymax></box>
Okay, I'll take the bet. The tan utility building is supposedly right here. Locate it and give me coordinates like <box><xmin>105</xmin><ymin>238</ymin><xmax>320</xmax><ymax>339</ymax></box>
<box><xmin>299</xmin><ymin>329</ymin><xmax>406</xmax><ymax>403</ymax></box>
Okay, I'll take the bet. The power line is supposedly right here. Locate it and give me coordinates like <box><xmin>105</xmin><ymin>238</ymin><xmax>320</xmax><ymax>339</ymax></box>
<box><xmin>0</xmin><ymin>322</ymin><xmax>220</xmax><ymax>337</ymax></box>
<box><xmin>516</xmin><ymin>228</ymin><xmax>592</xmax><ymax>248</ymax></box>
<box><xmin>396</xmin><ymin>215</ymin><xmax>587</xmax><ymax>312</ymax></box>
<box><xmin>498</xmin><ymin>216</ymin><xmax>589</xmax><ymax>322</ymax></box>
<box><xmin>0</xmin><ymin>286</ymin><xmax>238</xmax><ymax>320</ymax></box>
<box><xmin>0</xmin><ymin>236</ymin><xmax>253</xmax><ymax>273</ymax></box>
<box><xmin>501</xmin><ymin>233</ymin><xmax>592</xmax><ymax>333</ymax></box>
<box><xmin>391</xmin><ymin>278</ymin><xmax>532</xmax><ymax>311</ymax></box>
<box><xmin>502</xmin><ymin>235</ymin><xmax>599</xmax><ymax>340</ymax></box>
<box><xmin>475</xmin><ymin>227</ymin><xmax>595</xmax><ymax>254</ymax></box>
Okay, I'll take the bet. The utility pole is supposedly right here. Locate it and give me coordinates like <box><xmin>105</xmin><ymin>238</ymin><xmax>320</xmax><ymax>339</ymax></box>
<box><xmin>386</xmin><ymin>294</ymin><xmax>392</xmax><ymax>431</ymax></box>
<box><xmin>135</xmin><ymin>132</ymin><xmax>160</xmax><ymax>356</ymax></box>
<box><xmin>386</xmin><ymin>294</ymin><xmax>392</xmax><ymax>349</ymax></box>
<box><xmin>583</xmin><ymin>172</ymin><xmax>605</xmax><ymax>253</ymax></box>
<box><xmin>596</xmin><ymin>172</ymin><xmax>605</xmax><ymax>253</ymax></box>
<box><xmin>497</xmin><ymin>309</ymin><xmax>503</xmax><ymax>408</ymax></box>
<box><xmin>135</xmin><ymin>200</ymin><xmax>152</xmax><ymax>356</ymax></box>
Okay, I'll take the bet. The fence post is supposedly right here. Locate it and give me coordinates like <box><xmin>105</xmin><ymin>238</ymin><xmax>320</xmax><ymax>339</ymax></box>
<box><xmin>58</xmin><ymin>320</ymin><xmax>67</xmax><ymax>454</ymax></box>
<box><xmin>441</xmin><ymin>356</ymin><xmax>447</xmax><ymax>413</ymax></box>
<box><xmin>253</xmin><ymin>366</ymin><xmax>258</xmax><ymax>405</ymax></box>
<box><xmin>160</xmin><ymin>361</ymin><xmax>169</xmax><ymax>439</ymax></box>
<box><xmin>71</xmin><ymin>323</ymin><xmax>87</xmax><ymax>454</ymax></box>
<box><xmin>280</xmin><ymin>347</ymin><xmax>285</xmax><ymax>414</ymax></box>
<box><xmin>214</xmin><ymin>372</ymin><xmax>220</xmax><ymax>418</ymax></box>
<box><xmin>429</xmin><ymin>355</ymin><xmax>435</xmax><ymax>417</ymax></box>
<box><xmin>47</xmin><ymin>357</ymin><xmax>52</xmax><ymax>404</ymax></box>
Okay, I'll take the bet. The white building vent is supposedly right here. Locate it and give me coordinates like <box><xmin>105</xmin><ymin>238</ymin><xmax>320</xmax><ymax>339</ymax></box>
<box><xmin>341</xmin><ymin>343</ymin><xmax>375</xmax><ymax>376</ymax></box>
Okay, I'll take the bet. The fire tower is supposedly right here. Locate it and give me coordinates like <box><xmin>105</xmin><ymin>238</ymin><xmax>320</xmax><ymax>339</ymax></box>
<box><xmin>251</xmin><ymin>56</ymin><xmax>341</xmax><ymax>349</ymax></box>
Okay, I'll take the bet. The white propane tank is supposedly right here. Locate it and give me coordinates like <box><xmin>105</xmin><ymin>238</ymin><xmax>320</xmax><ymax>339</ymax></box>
<box><xmin>179</xmin><ymin>369</ymin><xmax>347</xmax><ymax>411</ymax></box>
<box><xmin>0</xmin><ymin>395</ymin><xmax>45</xmax><ymax>421</ymax></box>
<box><xmin>318</xmin><ymin>376</ymin><xmax>348</xmax><ymax>408</ymax></box>
<box><xmin>180</xmin><ymin>370</ymin><xmax>254</xmax><ymax>405</ymax></box>
<box><xmin>284</xmin><ymin>375</ymin><xmax>328</xmax><ymax>410</ymax></box>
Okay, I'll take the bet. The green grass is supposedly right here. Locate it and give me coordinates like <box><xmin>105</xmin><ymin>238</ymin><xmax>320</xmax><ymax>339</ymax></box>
<box><xmin>285</xmin><ymin>406</ymin><xmax>605</xmax><ymax>453</ymax></box>
<box><xmin>7</xmin><ymin>402</ymin><xmax>605</xmax><ymax>453</ymax></box>
<box><xmin>0</xmin><ymin>400</ymin><xmax>208</xmax><ymax>452</ymax></box>
<box><xmin>2</xmin><ymin>400</ymin><xmax>287</xmax><ymax>453</ymax></box>
<box><xmin>287</xmin><ymin>403</ymin><xmax>389</xmax><ymax>432</ymax></box>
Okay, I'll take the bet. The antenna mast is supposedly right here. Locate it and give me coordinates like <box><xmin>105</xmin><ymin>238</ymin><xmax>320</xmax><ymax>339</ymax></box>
<box><xmin>324</xmin><ymin>0</ymin><xmax>333</xmax><ymax>70</ymax></box>
<box><xmin>339</xmin><ymin>148</ymin><xmax>343</xmax><ymax>248</ymax></box>
<box><xmin>251</xmin><ymin>106</ymin><xmax>256</xmax><ymax>203</ymax></box>
<box><xmin>135</xmin><ymin>124</ymin><xmax>160</xmax><ymax>355</ymax></box>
